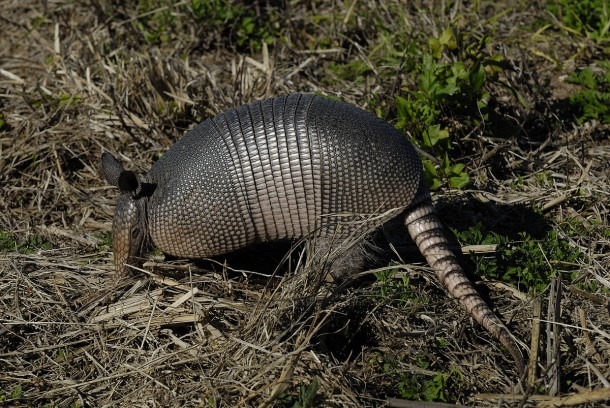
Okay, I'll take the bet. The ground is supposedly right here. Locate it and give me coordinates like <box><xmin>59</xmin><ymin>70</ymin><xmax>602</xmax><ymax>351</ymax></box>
<box><xmin>1</xmin><ymin>0</ymin><xmax>609</xmax><ymax>407</ymax></box>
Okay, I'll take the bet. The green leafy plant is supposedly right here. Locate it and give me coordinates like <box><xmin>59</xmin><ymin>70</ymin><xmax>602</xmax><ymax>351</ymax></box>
<box><xmin>130</xmin><ymin>0</ymin><xmax>278</xmax><ymax>51</ymax></box>
<box><xmin>0</xmin><ymin>230</ymin><xmax>52</xmax><ymax>253</ymax></box>
<box><xmin>394</xmin><ymin>28</ymin><xmax>505</xmax><ymax>190</ymax></box>
<box><xmin>455</xmin><ymin>224</ymin><xmax>582</xmax><ymax>293</ymax></box>
<box><xmin>565</xmin><ymin>61</ymin><xmax>610</xmax><ymax>123</ymax></box>
<box><xmin>0</xmin><ymin>230</ymin><xmax>20</xmax><ymax>251</ymax></box>
<box><xmin>277</xmin><ymin>378</ymin><xmax>319</xmax><ymax>408</ymax></box>
<box><xmin>374</xmin><ymin>268</ymin><xmax>417</xmax><ymax>309</ymax></box>
<box><xmin>23</xmin><ymin>235</ymin><xmax>53</xmax><ymax>252</ymax></box>
<box><xmin>11</xmin><ymin>385</ymin><xmax>22</xmax><ymax>399</ymax></box>
<box><xmin>547</xmin><ymin>0</ymin><xmax>610</xmax><ymax>43</ymax></box>
<box><xmin>376</xmin><ymin>354</ymin><xmax>463</xmax><ymax>402</ymax></box>
<box><xmin>327</xmin><ymin>59</ymin><xmax>373</xmax><ymax>84</ymax></box>
<box><xmin>96</xmin><ymin>231</ymin><xmax>113</xmax><ymax>249</ymax></box>
<box><xmin>133</xmin><ymin>0</ymin><xmax>176</xmax><ymax>44</ymax></box>
<box><xmin>421</xmin><ymin>147</ymin><xmax>470</xmax><ymax>190</ymax></box>
<box><xmin>188</xmin><ymin>0</ymin><xmax>278</xmax><ymax>51</ymax></box>
<box><xmin>56</xmin><ymin>93</ymin><xmax>81</xmax><ymax>107</ymax></box>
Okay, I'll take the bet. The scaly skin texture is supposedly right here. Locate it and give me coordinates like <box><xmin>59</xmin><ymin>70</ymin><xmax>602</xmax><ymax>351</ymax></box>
<box><xmin>111</xmin><ymin>194</ymin><xmax>146</xmax><ymax>282</ymax></box>
<box><xmin>101</xmin><ymin>153</ymin><xmax>147</xmax><ymax>282</ymax></box>
<box><xmin>143</xmin><ymin>94</ymin><xmax>420</xmax><ymax>257</ymax></box>
<box><xmin>405</xmin><ymin>196</ymin><xmax>525</xmax><ymax>374</ymax></box>
<box><xmin>100</xmin><ymin>93</ymin><xmax>524</xmax><ymax>372</ymax></box>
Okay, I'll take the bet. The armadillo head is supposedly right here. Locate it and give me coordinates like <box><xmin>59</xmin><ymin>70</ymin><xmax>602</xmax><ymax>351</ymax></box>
<box><xmin>101</xmin><ymin>152</ymin><xmax>149</xmax><ymax>281</ymax></box>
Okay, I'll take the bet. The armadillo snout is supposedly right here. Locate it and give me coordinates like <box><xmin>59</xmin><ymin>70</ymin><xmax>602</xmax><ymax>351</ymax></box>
<box><xmin>112</xmin><ymin>194</ymin><xmax>146</xmax><ymax>280</ymax></box>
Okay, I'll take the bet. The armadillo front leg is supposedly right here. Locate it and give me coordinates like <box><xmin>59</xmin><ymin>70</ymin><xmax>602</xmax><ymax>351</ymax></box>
<box><xmin>405</xmin><ymin>198</ymin><xmax>525</xmax><ymax>373</ymax></box>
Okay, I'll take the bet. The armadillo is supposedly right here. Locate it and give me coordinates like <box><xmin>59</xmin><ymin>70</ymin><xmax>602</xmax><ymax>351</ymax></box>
<box><xmin>101</xmin><ymin>93</ymin><xmax>524</xmax><ymax>372</ymax></box>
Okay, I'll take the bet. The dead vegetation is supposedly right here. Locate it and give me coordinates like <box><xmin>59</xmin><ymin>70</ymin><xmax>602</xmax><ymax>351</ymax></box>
<box><xmin>1</xmin><ymin>0</ymin><xmax>609</xmax><ymax>407</ymax></box>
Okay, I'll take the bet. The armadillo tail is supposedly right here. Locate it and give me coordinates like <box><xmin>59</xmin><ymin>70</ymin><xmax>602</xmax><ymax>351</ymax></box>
<box><xmin>404</xmin><ymin>199</ymin><xmax>525</xmax><ymax>374</ymax></box>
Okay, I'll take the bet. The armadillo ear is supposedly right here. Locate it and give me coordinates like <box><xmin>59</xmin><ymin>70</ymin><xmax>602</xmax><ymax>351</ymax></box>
<box><xmin>101</xmin><ymin>152</ymin><xmax>124</xmax><ymax>188</ymax></box>
<box><xmin>118</xmin><ymin>170</ymin><xmax>141</xmax><ymax>196</ymax></box>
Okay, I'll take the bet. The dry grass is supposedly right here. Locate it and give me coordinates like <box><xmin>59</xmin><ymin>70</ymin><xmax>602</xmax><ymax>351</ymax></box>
<box><xmin>1</xmin><ymin>0</ymin><xmax>609</xmax><ymax>406</ymax></box>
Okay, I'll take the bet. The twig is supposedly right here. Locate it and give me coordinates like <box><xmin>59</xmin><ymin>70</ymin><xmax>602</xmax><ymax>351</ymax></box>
<box><xmin>387</xmin><ymin>399</ymin><xmax>467</xmax><ymax>408</ymax></box>
<box><xmin>577</xmin><ymin>307</ymin><xmax>604</xmax><ymax>365</ymax></box>
<box><xmin>476</xmin><ymin>387</ymin><xmax>610</xmax><ymax>406</ymax></box>
<box><xmin>546</xmin><ymin>276</ymin><xmax>562</xmax><ymax>397</ymax></box>
<box><xmin>528</xmin><ymin>298</ymin><xmax>541</xmax><ymax>386</ymax></box>
<box><xmin>541</xmin><ymin>193</ymin><xmax>570</xmax><ymax>212</ymax></box>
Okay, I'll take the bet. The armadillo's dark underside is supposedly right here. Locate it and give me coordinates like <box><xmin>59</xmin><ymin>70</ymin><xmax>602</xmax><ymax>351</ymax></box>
<box><xmin>145</xmin><ymin>93</ymin><xmax>424</xmax><ymax>258</ymax></box>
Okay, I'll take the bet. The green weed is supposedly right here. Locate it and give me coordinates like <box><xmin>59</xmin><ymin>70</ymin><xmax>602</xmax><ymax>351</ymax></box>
<box><xmin>131</xmin><ymin>0</ymin><xmax>279</xmax><ymax>51</ymax></box>
<box><xmin>374</xmin><ymin>268</ymin><xmax>418</xmax><ymax>309</ymax></box>
<box><xmin>10</xmin><ymin>385</ymin><xmax>22</xmax><ymax>400</ymax></box>
<box><xmin>0</xmin><ymin>229</ymin><xmax>52</xmax><ymax>253</ymax></box>
<box><xmin>326</xmin><ymin>60</ymin><xmax>373</xmax><ymax>84</ymax></box>
<box><xmin>276</xmin><ymin>377</ymin><xmax>319</xmax><ymax>408</ymax></box>
<box><xmin>30</xmin><ymin>14</ymin><xmax>47</xmax><ymax>30</ymax></box>
<box><xmin>455</xmin><ymin>224</ymin><xmax>582</xmax><ymax>293</ymax></box>
<box><xmin>0</xmin><ymin>230</ymin><xmax>20</xmax><ymax>251</ymax></box>
<box><xmin>565</xmin><ymin>61</ymin><xmax>610</xmax><ymax>123</ymax></box>
<box><xmin>27</xmin><ymin>92</ymin><xmax>82</xmax><ymax>111</ymax></box>
<box><xmin>547</xmin><ymin>0</ymin><xmax>610</xmax><ymax>43</ymax></box>
<box><xmin>393</xmin><ymin>28</ymin><xmax>508</xmax><ymax>190</ymax></box>
<box><xmin>56</xmin><ymin>93</ymin><xmax>81</xmax><ymax>107</ymax></box>
<box><xmin>190</xmin><ymin>0</ymin><xmax>278</xmax><ymax>50</ymax></box>
<box><xmin>535</xmin><ymin>170</ymin><xmax>553</xmax><ymax>187</ymax></box>
<box><xmin>132</xmin><ymin>0</ymin><xmax>177</xmax><ymax>44</ymax></box>
<box><xmin>203</xmin><ymin>396</ymin><xmax>217</xmax><ymax>408</ymax></box>
<box><xmin>55</xmin><ymin>348</ymin><xmax>69</xmax><ymax>362</ymax></box>
<box><xmin>96</xmin><ymin>231</ymin><xmax>113</xmax><ymax>249</ymax></box>
<box><xmin>375</xmin><ymin>354</ymin><xmax>463</xmax><ymax>402</ymax></box>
